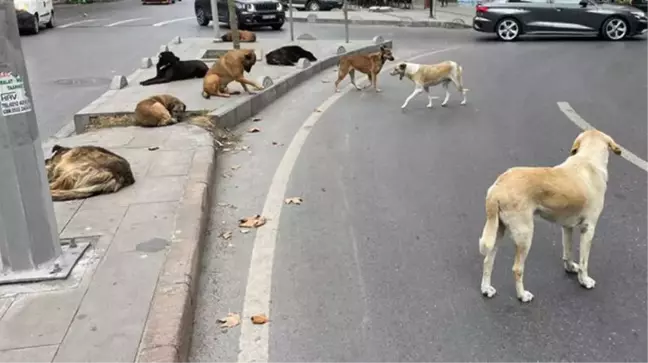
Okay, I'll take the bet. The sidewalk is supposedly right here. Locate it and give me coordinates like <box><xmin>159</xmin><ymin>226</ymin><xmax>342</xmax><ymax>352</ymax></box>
<box><xmin>0</xmin><ymin>36</ymin><xmax>392</xmax><ymax>363</ymax></box>
<box><xmin>288</xmin><ymin>5</ymin><xmax>475</xmax><ymax>28</ymax></box>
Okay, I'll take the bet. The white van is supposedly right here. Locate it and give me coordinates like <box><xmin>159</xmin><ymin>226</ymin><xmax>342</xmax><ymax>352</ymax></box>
<box><xmin>13</xmin><ymin>0</ymin><xmax>55</xmax><ymax>34</ymax></box>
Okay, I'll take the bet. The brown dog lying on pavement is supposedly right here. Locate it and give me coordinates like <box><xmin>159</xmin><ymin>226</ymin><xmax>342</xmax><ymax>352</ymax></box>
<box><xmin>479</xmin><ymin>129</ymin><xmax>623</xmax><ymax>303</ymax></box>
<box><xmin>134</xmin><ymin>94</ymin><xmax>187</xmax><ymax>127</ymax></box>
<box><xmin>220</xmin><ymin>30</ymin><xmax>257</xmax><ymax>42</ymax></box>
<box><xmin>46</xmin><ymin>145</ymin><xmax>135</xmax><ymax>201</ymax></box>
<box><xmin>334</xmin><ymin>45</ymin><xmax>395</xmax><ymax>93</ymax></box>
<box><xmin>202</xmin><ymin>48</ymin><xmax>264</xmax><ymax>99</ymax></box>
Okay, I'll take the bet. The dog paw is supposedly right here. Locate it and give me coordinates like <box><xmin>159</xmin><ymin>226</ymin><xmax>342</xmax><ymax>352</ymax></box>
<box><xmin>441</xmin><ymin>103</ymin><xmax>448</xmax><ymax>107</ymax></box>
<box><xmin>375</xmin><ymin>88</ymin><xmax>382</xmax><ymax>93</ymax></box>
<box><xmin>460</xmin><ymin>100</ymin><xmax>467</xmax><ymax>105</ymax></box>
<box><xmin>426</xmin><ymin>104</ymin><xmax>434</xmax><ymax>108</ymax></box>
<box><xmin>517</xmin><ymin>290</ymin><xmax>534</xmax><ymax>303</ymax></box>
<box><xmin>579</xmin><ymin>275</ymin><xmax>596</xmax><ymax>289</ymax></box>
<box><xmin>563</xmin><ymin>261</ymin><xmax>580</xmax><ymax>274</ymax></box>
<box><xmin>481</xmin><ymin>285</ymin><xmax>497</xmax><ymax>298</ymax></box>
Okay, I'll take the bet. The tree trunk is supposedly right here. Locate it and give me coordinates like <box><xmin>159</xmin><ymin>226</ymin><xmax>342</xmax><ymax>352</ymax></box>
<box><xmin>226</xmin><ymin>0</ymin><xmax>240</xmax><ymax>49</ymax></box>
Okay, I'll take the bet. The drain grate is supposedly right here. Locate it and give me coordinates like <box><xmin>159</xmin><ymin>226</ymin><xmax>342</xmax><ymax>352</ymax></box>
<box><xmin>201</xmin><ymin>49</ymin><xmax>229</xmax><ymax>60</ymax></box>
<box><xmin>53</xmin><ymin>77</ymin><xmax>112</xmax><ymax>87</ymax></box>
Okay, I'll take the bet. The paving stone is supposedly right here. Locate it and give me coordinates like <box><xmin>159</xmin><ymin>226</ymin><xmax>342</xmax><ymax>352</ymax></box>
<box><xmin>80</xmin><ymin>176</ymin><xmax>186</xmax><ymax>209</ymax></box>
<box><xmin>0</xmin><ymin>297</ymin><xmax>14</xmax><ymax>319</ymax></box>
<box><xmin>109</xmin><ymin>148</ymin><xmax>155</xmax><ymax>180</ymax></box>
<box><xmin>0</xmin><ymin>345</ymin><xmax>58</xmax><ymax>362</ymax></box>
<box><xmin>162</xmin><ymin>125</ymin><xmax>213</xmax><ymax>150</ymax></box>
<box><xmin>109</xmin><ymin>202</ymin><xmax>177</xmax><ymax>254</ymax></box>
<box><xmin>60</xmin><ymin>205</ymin><xmax>128</xmax><ymax>239</ymax></box>
<box><xmin>54</xmin><ymin>250</ymin><xmax>168</xmax><ymax>363</ymax></box>
<box><xmin>52</xmin><ymin>200</ymin><xmax>84</xmax><ymax>234</ymax></box>
<box><xmin>0</xmin><ymin>289</ymin><xmax>85</xmax><ymax>350</ymax></box>
<box><xmin>148</xmin><ymin>150</ymin><xmax>194</xmax><ymax>177</ymax></box>
<box><xmin>126</xmin><ymin>127</ymin><xmax>173</xmax><ymax>149</ymax></box>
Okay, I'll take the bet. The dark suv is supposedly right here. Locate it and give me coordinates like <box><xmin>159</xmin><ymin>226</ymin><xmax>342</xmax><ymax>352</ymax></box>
<box><xmin>195</xmin><ymin>0</ymin><xmax>285</xmax><ymax>30</ymax></box>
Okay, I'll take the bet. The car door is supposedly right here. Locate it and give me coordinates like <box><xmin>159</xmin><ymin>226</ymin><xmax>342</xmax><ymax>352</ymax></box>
<box><xmin>217</xmin><ymin>0</ymin><xmax>228</xmax><ymax>22</ymax></box>
<box><xmin>507</xmin><ymin>0</ymin><xmax>558</xmax><ymax>32</ymax></box>
<box><xmin>550</xmin><ymin>0</ymin><xmax>602</xmax><ymax>32</ymax></box>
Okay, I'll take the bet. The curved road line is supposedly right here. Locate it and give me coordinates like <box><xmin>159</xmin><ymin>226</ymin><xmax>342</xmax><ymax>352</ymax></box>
<box><xmin>152</xmin><ymin>16</ymin><xmax>194</xmax><ymax>27</ymax></box>
<box><xmin>557</xmin><ymin>101</ymin><xmax>648</xmax><ymax>172</ymax></box>
<box><xmin>237</xmin><ymin>45</ymin><xmax>464</xmax><ymax>363</ymax></box>
<box><xmin>59</xmin><ymin>18</ymin><xmax>102</xmax><ymax>28</ymax></box>
<box><xmin>105</xmin><ymin>17</ymin><xmax>149</xmax><ymax>27</ymax></box>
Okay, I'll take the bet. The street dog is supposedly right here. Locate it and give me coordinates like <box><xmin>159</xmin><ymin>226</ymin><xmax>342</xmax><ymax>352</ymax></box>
<box><xmin>46</xmin><ymin>145</ymin><xmax>136</xmax><ymax>202</ymax></box>
<box><xmin>202</xmin><ymin>48</ymin><xmax>263</xmax><ymax>98</ymax></box>
<box><xmin>140</xmin><ymin>51</ymin><xmax>209</xmax><ymax>86</ymax></box>
<box><xmin>334</xmin><ymin>45</ymin><xmax>395</xmax><ymax>93</ymax></box>
<box><xmin>389</xmin><ymin>60</ymin><xmax>468</xmax><ymax>110</ymax></box>
<box><xmin>265</xmin><ymin>45</ymin><xmax>318</xmax><ymax>66</ymax></box>
<box><xmin>134</xmin><ymin>94</ymin><xmax>187</xmax><ymax>127</ymax></box>
<box><xmin>220</xmin><ymin>30</ymin><xmax>257</xmax><ymax>42</ymax></box>
<box><xmin>478</xmin><ymin>129</ymin><xmax>622</xmax><ymax>303</ymax></box>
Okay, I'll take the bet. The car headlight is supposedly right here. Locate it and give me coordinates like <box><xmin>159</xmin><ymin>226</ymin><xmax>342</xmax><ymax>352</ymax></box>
<box><xmin>632</xmin><ymin>11</ymin><xmax>646</xmax><ymax>19</ymax></box>
<box><xmin>276</xmin><ymin>2</ymin><xmax>282</xmax><ymax>10</ymax></box>
<box><xmin>247</xmin><ymin>3</ymin><xmax>256</xmax><ymax>11</ymax></box>
<box><xmin>235</xmin><ymin>2</ymin><xmax>246</xmax><ymax>9</ymax></box>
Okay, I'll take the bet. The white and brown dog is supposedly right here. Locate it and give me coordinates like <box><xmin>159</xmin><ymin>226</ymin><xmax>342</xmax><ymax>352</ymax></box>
<box><xmin>389</xmin><ymin>60</ymin><xmax>468</xmax><ymax>110</ymax></box>
<box><xmin>479</xmin><ymin>129</ymin><xmax>622</xmax><ymax>303</ymax></box>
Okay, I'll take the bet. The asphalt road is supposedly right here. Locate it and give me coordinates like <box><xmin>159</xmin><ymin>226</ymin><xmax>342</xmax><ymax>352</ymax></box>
<box><xmin>23</xmin><ymin>0</ymin><xmax>471</xmax><ymax>140</ymax></box>
<box><xmin>190</xmin><ymin>29</ymin><xmax>648</xmax><ymax>363</ymax></box>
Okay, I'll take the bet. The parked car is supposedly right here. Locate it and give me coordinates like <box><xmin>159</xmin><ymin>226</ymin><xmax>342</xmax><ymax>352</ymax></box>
<box><xmin>472</xmin><ymin>0</ymin><xmax>647</xmax><ymax>41</ymax></box>
<box><xmin>14</xmin><ymin>0</ymin><xmax>55</xmax><ymax>34</ymax></box>
<box><xmin>280</xmin><ymin>0</ymin><xmax>343</xmax><ymax>11</ymax></box>
<box><xmin>195</xmin><ymin>0</ymin><xmax>286</xmax><ymax>30</ymax></box>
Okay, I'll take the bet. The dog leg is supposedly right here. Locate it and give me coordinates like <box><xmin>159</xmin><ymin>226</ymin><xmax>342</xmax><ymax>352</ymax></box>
<box><xmin>236</xmin><ymin>77</ymin><xmax>264</xmax><ymax>92</ymax></box>
<box><xmin>334</xmin><ymin>67</ymin><xmax>350</xmax><ymax>93</ymax></box>
<box><xmin>423</xmin><ymin>86</ymin><xmax>439</xmax><ymax>108</ymax></box>
<box><xmin>349</xmin><ymin>69</ymin><xmax>361</xmax><ymax>91</ymax></box>
<box><xmin>441</xmin><ymin>81</ymin><xmax>451</xmax><ymax>107</ymax></box>
<box><xmin>510</xmin><ymin>221</ymin><xmax>534</xmax><ymax>303</ymax></box>
<box><xmin>577</xmin><ymin>223</ymin><xmax>597</xmax><ymax>289</ymax></box>
<box><xmin>401</xmin><ymin>87</ymin><xmax>423</xmax><ymax>110</ymax></box>
<box><xmin>372</xmin><ymin>72</ymin><xmax>381</xmax><ymax>93</ymax></box>
<box><xmin>561</xmin><ymin>227</ymin><xmax>580</xmax><ymax>274</ymax></box>
<box><xmin>481</xmin><ymin>243</ymin><xmax>499</xmax><ymax>298</ymax></box>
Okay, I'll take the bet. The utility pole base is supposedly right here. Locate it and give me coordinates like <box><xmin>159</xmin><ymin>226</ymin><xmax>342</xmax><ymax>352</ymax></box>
<box><xmin>0</xmin><ymin>236</ymin><xmax>94</xmax><ymax>285</ymax></box>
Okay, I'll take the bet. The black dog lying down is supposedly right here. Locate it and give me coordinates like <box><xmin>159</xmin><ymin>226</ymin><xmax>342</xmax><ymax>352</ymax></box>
<box><xmin>140</xmin><ymin>51</ymin><xmax>209</xmax><ymax>86</ymax></box>
<box><xmin>265</xmin><ymin>45</ymin><xmax>317</xmax><ymax>66</ymax></box>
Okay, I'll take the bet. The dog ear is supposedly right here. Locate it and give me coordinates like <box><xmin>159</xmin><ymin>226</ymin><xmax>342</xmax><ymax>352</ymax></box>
<box><xmin>380</xmin><ymin>45</ymin><xmax>385</xmax><ymax>51</ymax></box>
<box><xmin>606</xmin><ymin>135</ymin><xmax>622</xmax><ymax>155</ymax></box>
<box><xmin>399</xmin><ymin>63</ymin><xmax>406</xmax><ymax>70</ymax></box>
<box><xmin>570</xmin><ymin>138</ymin><xmax>581</xmax><ymax>155</ymax></box>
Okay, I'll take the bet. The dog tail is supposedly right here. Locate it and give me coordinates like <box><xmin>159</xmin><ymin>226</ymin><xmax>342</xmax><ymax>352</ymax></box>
<box><xmin>479</xmin><ymin>192</ymin><xmax>501</xmax><ymax>256</ymax></box>
<box><xmin>455</xmin><ymin>63</ymin><xmax>469</xmax><ymax>93</ymax></box>
<box><xmin>51</xmin><ymin>179</ymin><xmax>120</xmax><ymax>202</ymax></box>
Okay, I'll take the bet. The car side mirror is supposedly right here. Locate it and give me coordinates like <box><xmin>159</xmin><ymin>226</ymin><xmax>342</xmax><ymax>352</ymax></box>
<box><xmin>578</xmin><ymin>0</ymin><xmax>589</xmax><ymax>6</ymax></box>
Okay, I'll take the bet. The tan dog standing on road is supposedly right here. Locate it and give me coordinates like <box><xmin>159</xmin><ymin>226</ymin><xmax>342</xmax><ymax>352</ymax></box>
<box><xmin>478</xmin><ymin>129</ymin><xmax>622</xmax><ymax>303</ymax></box>
<box><xmin>46</xmin><ymin>145</ymin><xmax>136</xmax><ymax>201</ymax></box>
<box><xmin>334</xmin><ymin>45</ymin><xmax>395</xmax><ymax>93</ymax></box>
<box><xmin>134</xmin><ymin>94</ymin><xmax>186</xmax><ymax>127</ymax></box>
<box><xmin>389</xmin><ymin>60</ymin><xmax>468</xmax><ymax>110</ymax></box>
<box><xmin>202</xmin><ymin>49</ymin><xmax>263</xmax><ymax>99</ymax></box>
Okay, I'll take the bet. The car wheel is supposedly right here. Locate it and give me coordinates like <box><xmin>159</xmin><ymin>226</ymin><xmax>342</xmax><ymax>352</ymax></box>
<box><xmin>271</xmin><ymin>23</ymin><xmax>283</xmax><ymax>30</ymax></box>
<box><xmin>196</xmin><ymin>7</ymin><xmax>210</xmax><ymax>26</ymax></box>
<box><xmin>496</xmin><ymin>17</ymin><xmax>520</xmax><ymax>41</ymax></box>
<box><xmin>601</xmin><ymin>17</ymin><xmax>628</xmax><ymax>41</ymax></box>
<box><xmin>46</xmin><ymin>11</ymin><xmax>55</xmax><ymax>28</ymax></box>
<box><xmin>306</xmin><ymin>0</ymin><xmax>320</xmax><ymax>11</ymax></box>
<box><xmin>31</xmin><ymin>14</ymin><xmax>40</xmax><ymax>34</ymax></box>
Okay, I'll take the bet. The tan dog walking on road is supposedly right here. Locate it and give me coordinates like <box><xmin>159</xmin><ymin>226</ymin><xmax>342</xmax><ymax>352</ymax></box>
<box><xmin>202</xmin><ymin>49</ymin><xmax>263</xmax><ymax>99</ymax></box>
<box><xmin>478</xmin><ymin>129</ymin><xmax>623</xmax><ymax>303</ymax></box>
<box><xmin>389</xmin><ymin>60</ymin><xmax>468</xmax><ymax>110</ymax></box>
<box><xmin>334</xmin><ymin>45</ymin><xmax>395</xmax><ymax>93</ymax></box>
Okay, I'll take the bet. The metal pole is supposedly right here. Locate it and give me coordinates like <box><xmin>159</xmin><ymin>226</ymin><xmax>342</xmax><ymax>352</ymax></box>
<box><xmin>343</xmin><ymin>0</ymin><xmax>349</xmax><ymax>43</ymax></box>
<box><xmin>210</xmin><ymin>0</ymin><xmax>220</xmax><ymax>40</ymax></box>
<box><xmin>227</xmin><ymin>0</ymin><xmax>241</xmax><ymax>49</ymax></box>
<box><xmin>429</xmin><ymin>0</ymin><xmax>435</xmax><ymax>18</ymax></box>
<box><xmin>0</xmin><ymin>1</ymin><xmax>64</xmax><ymax>282</ymax></box>
<box><xmin>288</xmin><ymin>0</ymin><xmax>294</xmax><ymax>41</ymax></box>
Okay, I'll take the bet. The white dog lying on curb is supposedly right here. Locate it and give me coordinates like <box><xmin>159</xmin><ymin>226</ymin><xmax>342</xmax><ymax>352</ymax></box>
<box><xmin>389</xmin><ymin>60</ymin><xmax>469</xmax><ymax>110</ymax></box>
<box><xmin>478</xmin><ymin>129</ymin><xmax>622</xmax><ymax>303</ymax></box>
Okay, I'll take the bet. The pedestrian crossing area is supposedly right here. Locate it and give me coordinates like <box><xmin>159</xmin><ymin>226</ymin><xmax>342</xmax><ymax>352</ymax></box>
<box><xmin>59</xmin><ymin>15</ymin><xmax>196</xmax><ymax>28</ymax></box>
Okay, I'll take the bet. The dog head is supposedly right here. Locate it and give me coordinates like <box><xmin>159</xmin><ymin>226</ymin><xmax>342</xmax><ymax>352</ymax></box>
<box><xmin>389</xmin><ymin>63</ymin><xmax>408</xmax><ymax>80</ymax></box>
<box><xmin>160</xmin><ymin>94</ymin><xmax>186</xmax><ymax>119</ymax></box>
<box><xmin>570</xmin><ymin>129</ymin><xmax>622</xmax><ymax>157</ymax></box>
<box><xmin>379</xmin><ymin>45</ymin><xmax>395</xmax><ymax>62</ymax></box>
<box><xmin>45</xmin><ymin>144</ymin><xmax>71</xmax><ymax>176</ymax></box>
<box><xmin>158</xmin><ymin>51</ymin><xmax>180</xmax><ymax>70</ymax></box>
<box><xmin>241</xmin><ymin>49</ymin><xmax>257</xmax><ymax>73</ymax></box>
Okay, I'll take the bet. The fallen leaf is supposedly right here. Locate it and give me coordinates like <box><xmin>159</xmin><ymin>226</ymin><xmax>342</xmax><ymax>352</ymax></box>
<box><xmin>218</xmin><ymin>313</ymin><xmax>241</xmax><ymax>329</ymax></box>
<box><xmin>147</xmin><ymin>146</ymin><xmax>159</xmax><ymax>151</ymax></box>
<box><xmin>248</xmin><ymin>127</ymin><xmax>261</xmax><ymax>133</ymax></box>
<box><xmin>253</xmin><ymin>118</ymin><xmax>262</xmax><ymax>122</ymax></box>
<box><xmin>284</xmin><ymin>197</ymin><xmax>303</xmax><ymax>205</ymax></box>
<box><xmin>251</xmin><ymin>314</ymin><xmax>269</xmax><ymax>325</ymax></box>
<box><xmin>231</xmin><ymin>164</ymin><xmax>241</xmax><ymax>171</ymax></box>
<box><xmin>239</xmin><ymin>215</ymin><xmax>266</xmax><ymax>228</ymax></box>
<box><xmin>219</xmin><ymin>231</ymin><xmax>232</xmax><ymax>240</ymax></box>
<box><xmin>315</xmin><ymin>109</ymin><xmax>322</xmax><ymax>113</ymax></box>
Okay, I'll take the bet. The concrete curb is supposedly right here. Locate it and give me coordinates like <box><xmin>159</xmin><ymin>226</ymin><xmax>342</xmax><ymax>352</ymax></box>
<box><xmin>136</xmin><ymin>144</ymin><xmax>216</xmax><ymax>363</ymax></box>
<box><xmin>290</xmin><ymin>16</ymin><xmax>471</xmax><ymax>28</ymax></box>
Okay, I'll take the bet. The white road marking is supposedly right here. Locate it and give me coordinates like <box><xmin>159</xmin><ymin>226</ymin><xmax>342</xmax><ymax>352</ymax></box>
<box><xmin>105</xmin><ymin>17</ymin><xmax>149</xmax><ymax>27</ymax></box>
<box><xmin>237</xmin><ymin>45</ymin><xmax>464</xmax><ymax>363</ymax></box>
<box><xmin>557</xmin><ymin>101</ymin><xmax>648</xmax><ymax>172</ymax></box>
<box><xmin>59</xmin><ymin>18</ymin><xmax>103</xmax><ymax>28</ymax></box>
<box><xmin>152</xmin><ymin>16</ymin><xmax>194</xmax><ymax>27</ymax></box>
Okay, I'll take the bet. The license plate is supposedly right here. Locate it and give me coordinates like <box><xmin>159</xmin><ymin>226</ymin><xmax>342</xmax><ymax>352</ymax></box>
<box><xmin>262</xmin><ymin>14</ymin><xmax>276</xmax><ymax>19</ymax></box>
